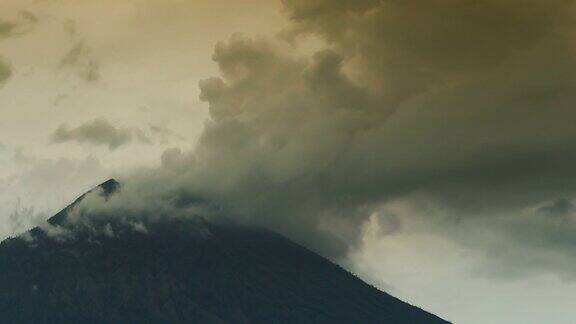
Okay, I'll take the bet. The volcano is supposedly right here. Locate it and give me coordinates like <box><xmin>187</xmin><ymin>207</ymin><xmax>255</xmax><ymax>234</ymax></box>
<box><xmin>0</xmin><ymin>180</ymin><xmax>449</xmax><ymax>323</ymax></box>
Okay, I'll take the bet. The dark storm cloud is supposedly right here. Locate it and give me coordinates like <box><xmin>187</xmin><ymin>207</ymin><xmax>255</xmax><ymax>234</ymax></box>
<box><xmin>284</xmin><ymin>0</ymin><xmax>576</xmax><ymax>100</ymax></box>
<box><xmin>76</xmin><ymin>0</ymin><xmax>576</xmax><ymax>275</ymax></box>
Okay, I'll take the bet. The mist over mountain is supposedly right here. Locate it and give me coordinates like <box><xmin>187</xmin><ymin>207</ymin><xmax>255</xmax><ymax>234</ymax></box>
<box><xmin>0</xmin><ymin>180</ymin><xmax>449</xmax><ymax>323</ymax></box>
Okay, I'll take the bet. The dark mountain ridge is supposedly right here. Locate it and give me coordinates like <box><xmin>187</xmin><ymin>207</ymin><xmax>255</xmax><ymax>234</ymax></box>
<box><xmin>0</xmin><ymin>180</ymin><xmax>449</xmax><ymax>323</ymax></box>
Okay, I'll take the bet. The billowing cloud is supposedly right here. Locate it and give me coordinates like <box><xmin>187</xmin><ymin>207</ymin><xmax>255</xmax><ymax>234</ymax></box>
<box><xmin>284</xmin><ymin>0</ymin><xmax>576</xmax><ymax>98</ymax></box>
<box><xmin>60</xmin><ymin>0</ymin><xmax>576</xmax><ymax>278</ymax></box>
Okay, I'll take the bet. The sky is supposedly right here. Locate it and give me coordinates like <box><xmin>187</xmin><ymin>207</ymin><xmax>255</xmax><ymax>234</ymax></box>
<box><xmin>1</xmin><ymin>0</ymin><xmax>576</xmax><ymax>323</ymax></box>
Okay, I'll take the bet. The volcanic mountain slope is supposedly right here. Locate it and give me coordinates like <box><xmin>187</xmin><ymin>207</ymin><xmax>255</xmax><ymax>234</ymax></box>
<box><xmin>0</xmin><ymin>180</ymin><xmax>449</xmax><ymax>324</ymax></box>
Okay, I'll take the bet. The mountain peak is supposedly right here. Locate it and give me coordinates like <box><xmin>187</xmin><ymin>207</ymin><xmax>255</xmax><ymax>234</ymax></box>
<box><xmin>1</xmin><ymin>182</ymin><xmax>450</xmax><ymax>324</ymax></box>
<box><xmin>98</xmin><ymin>178</ymin><xmax>121</xmax><ymax>196</ymax></box>
<box><xmin>47</xmin><ymin>179</ymin><xmax>120</xmax><ymax>226</ymax></box>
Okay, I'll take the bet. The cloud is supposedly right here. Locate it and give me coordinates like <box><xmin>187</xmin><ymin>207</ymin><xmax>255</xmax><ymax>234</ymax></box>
<box><xmin>0</xmin><ymin>21</ymin><xmax>17</xmax><ymax>85</ymax></box>
<box><xmin>51</xmin><ymin>118</ymin><xmax>165</xmax><ymax>150</ymax></box>
<box><xmin>52</xmin><ymin>118</ymin><xmax>134</xmax><ymax>150</ymax></box>
<box><xmin>18</xmin><ymin>11</ymin><xmax>39</xmax><ymax>24</ymax></box>
<box><xmin>134</xmin><ymin>128</ymin><xmax>153</xmax><ymax>145</ymax></box>
<box><xmin>58</xmin><ymin>19</ymin><xmax>101</xmax><ymax>84</ymax></box>
<box><xmin>0</xmin><ymin>21</ymin><xmax>20</xmax><ymax>38</ymax></box>
<box><xmin>0</xmin><ymin>58</ymin><xmax>11</xmax><ymax>85</ymax></box>
<box><xmin>149</xmin><ymin>124</ymin><xmax>185</xmax><ymax>143</ymax></box>
<box><xmin>70</xmin><ymin>0</ymin><xmax>576</xmax><ymax>278</ymax></box>
<box><xmin>0</xmin><ymin>12</ymin><xmax>39</xmax><ymax>86</ymax></box>
<box><xmin>59</xmin><ymin>40</ymin><xmax>101</xmax><ymax>83</ymax></box>
<box><xmin>0</xmin><ymin>148</ymin><xmax>110</xmax><ymax>240</ymax></box>
<box><xmin>537</xmin><ymin>199</ymin><xmax>576</xmax><ymax>219</ymax></box>
<box><xmin>284</xmin><ymin>0</ymin><xmax>576</xmax><ymax>100</ymax></box>
<box><xmin>6</xmin><ymin>198</ymin><xmax>45</xmax><ymax>237</ymax></box>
